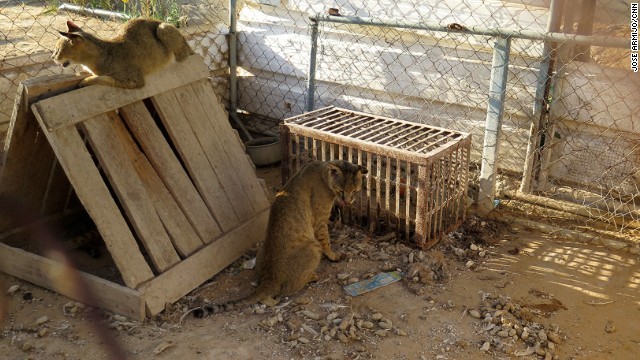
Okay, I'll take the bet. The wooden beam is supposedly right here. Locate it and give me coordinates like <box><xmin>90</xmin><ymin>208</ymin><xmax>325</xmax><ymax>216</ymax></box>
<box><xmin>139</xmin><ymin>209</ymin><xmax>269</xmax><ymax>317</ymax></box>
<box><xmin>31</xmin><ymin>55</ymin><xmax>209</xmax><ymax>132</ymax></box>
<box><xmin>0</xmin><ymin>243</ymin><xmax>145</xmax><ymax>320</ymax></box>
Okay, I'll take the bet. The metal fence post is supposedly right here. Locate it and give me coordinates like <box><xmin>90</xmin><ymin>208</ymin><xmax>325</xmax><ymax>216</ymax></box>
<box><xmin>478</xmin><ymin>36</ymin><xmax>511</xmax><ymax>215</ymax></box>
<box><xmin>228</xmin><ymin>0</ymin><xmax>252</xmax><ymax>140</ymax></box>
<box><xmin>305</xmin><ymin>18</ymin><xmax>319</xmax><ymax>112</ymax></box>
<box><xmin>519</xmin><ymin>0</ymin><xmax>564</xmax><ymax>193</ymax></box>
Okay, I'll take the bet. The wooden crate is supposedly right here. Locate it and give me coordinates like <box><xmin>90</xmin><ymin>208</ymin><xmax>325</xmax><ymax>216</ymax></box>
<box><xmin>281</xmin><ymin>107</ymin><xmax>471</xmax><ymax>249</ymax></box>
<box><xmin>0</xmin><ymin>55</ymin><xmax>270</xmax><ymax>320</ymax></box>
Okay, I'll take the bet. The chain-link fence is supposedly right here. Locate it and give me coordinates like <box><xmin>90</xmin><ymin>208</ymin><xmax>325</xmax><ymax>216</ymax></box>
<box><xmin>234</xmin><ymin>0</ymin><xmax>638</xmax><ymax>242</ymax></box>
<box><xmin>2</xmin><ymin>0</ymin><xmax>639</xmax><ymax>242</ymax></box>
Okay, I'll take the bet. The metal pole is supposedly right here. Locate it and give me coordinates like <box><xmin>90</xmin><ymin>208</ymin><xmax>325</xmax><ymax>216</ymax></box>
<box><xmin>228</xmin><ymin>0</ymin><xmax>252</xmax><ymax>141</ymax></box>
<box><xmin>519</xmin><ymin>0</ymin><xmax>564</xmax><ymax>193</ymax></box>
<box><xmin>305</xmin><ymin>19</ymin><xmax>319</xmax><ymax>112</ymax></box>
<box><xmin>309</xmin><ymin>14</ymin><xmax>628</xmax><ymax>48</ymax></box>
<box><xmin>229</xmin><ymin>0</ymin><xmax>238</xmax><ymax>113</ymax></box>
<box><xmin>478</xmin><ymin>36</ymin><xmax>511</xmax><ymax>215</ymax></box>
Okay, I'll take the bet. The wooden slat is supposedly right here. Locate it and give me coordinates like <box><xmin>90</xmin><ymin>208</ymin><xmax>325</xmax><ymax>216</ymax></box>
<box><xmin>31</xmin><ymin>109</ymin><xmax>153</xmax><ymax>288</ymax></box>
<box><xmin>127</xmin><ymin>137</ymin><xmax>204</xmax><ymax>257</ymax></box>
<box><xmin>152</xmin><ymin>91</ymin><xmax>240</xmax><ymax>232</ymax></box>
<box><xmin>82</xmin><ymin>112</ymin><xmax>180</xmax><ymax>272</ymax></box>
<box><xmin>170</xmin><ymin>83</ymin><xmax>253</xmax><ymax>220</ymax></box>
<box><xmin>191</xmin><ymin>79</ymin><xmax>270</xmax><ymax>213</ymax></box>
<box><xmin>119</xmin><ymin>101</ymin><xmax>222</xmax><ymax>243</ymax></box>
<box><xmin>0</xmin><ymin>243</ymin><xmax>145</xmax><ymax>320</ymax></box>
<box><xmin>32</xmin><ymin>55</ymin><xmax>209</xmax><ymax>131</ymax></box>
<box><xmin>140</xmin><ymin>209</ymin><xmax>269</xmax><ymax>316</ymax></box>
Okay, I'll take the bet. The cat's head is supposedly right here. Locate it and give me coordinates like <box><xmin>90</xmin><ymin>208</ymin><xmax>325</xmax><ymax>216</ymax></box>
<box><xmin>52</xmin><ymin>21</ymin><xmax>89</xmax><ymax>68</ymax></box>
<box><xmin>326</xmin><ymin>160</ymin><xmax>368</xmax><ymax>206</ymax></box>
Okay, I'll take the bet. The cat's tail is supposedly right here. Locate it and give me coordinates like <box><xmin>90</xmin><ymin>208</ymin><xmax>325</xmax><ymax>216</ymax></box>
<box><xmin>192</xmin><ymin>281</ymin><xmax>277</xmax><ymax>318</ymax></box>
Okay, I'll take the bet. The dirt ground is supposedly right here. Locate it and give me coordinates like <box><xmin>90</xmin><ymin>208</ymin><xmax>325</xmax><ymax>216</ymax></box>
<box><xmin>1</xmin><ymin>165</ymin><xmax>639</xmax><ymax>360</ymax></box>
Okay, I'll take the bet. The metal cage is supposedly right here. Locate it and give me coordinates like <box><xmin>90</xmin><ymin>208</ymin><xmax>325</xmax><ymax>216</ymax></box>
<box><xmin>281</xmin><ymin>106</ymin><xmax>472</xmax><ymax>249</ymax></box>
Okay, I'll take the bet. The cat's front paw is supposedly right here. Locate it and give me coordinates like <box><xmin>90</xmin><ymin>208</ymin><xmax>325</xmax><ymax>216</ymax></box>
<box><xmin>77</xmin><ymin>77</ymin><xmax>96</xmax><ymax>88</ymax></box>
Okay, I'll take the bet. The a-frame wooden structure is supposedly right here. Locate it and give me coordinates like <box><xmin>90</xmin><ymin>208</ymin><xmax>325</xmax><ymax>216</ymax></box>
<box><xmin>0</xmin><ymin>55</ymin><xmax>270</xmax><ymax>320</ymax></box>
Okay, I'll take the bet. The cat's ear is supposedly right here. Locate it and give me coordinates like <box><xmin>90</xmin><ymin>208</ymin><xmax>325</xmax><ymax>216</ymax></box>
<box><xmin>327</xmin><ymin>163</ymin><xmax>343</xmax><ymax>179</ymax></box>
<box><xmin>357</xmin><ymin>165</ymin><xmax>368</xmax><ymax>175</ymax></box>
<box><xmin>66</xmin><ymin>20</ymin><xmax>82</xmax><ymax>33</ymax></box>
<box><xmin>59</xmin><ymin>31</ymin><xmax>83</xmax><ymax>42</ymax></box>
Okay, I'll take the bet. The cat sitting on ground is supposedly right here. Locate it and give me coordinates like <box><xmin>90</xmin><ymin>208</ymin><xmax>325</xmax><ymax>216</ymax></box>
<box><xmin>194</xmin><ymin>160</ymin><xmax>367</xmax><ymax>317</ymax></box>
<box><xmin>52</xmin><ymin>18</ymin><xmax>194</xmax><ymax>88</ymax></box>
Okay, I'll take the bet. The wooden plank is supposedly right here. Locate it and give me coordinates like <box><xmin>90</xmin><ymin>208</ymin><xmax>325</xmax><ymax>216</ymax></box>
<box><xmin>152</xmin><ymin>91</ymin><xmax>240</xmax><ymax>232</ymax></box>
<box><xmin>31</xmin><ymin>109</ymin><xmax>154</xmax><ymax>288</ymax></box>
<box><xmin>126</xmin><ymin>135</ymin><xmax>204</xmax><ymax>257</ymax></box>
<box><xmin>191</xmin><ymin>80</ymin><xmax>270</xmax><ymax>212</ymax></box>
<box><xmin>119</xmin><ymin>101</ymin><xmax>222</xmax><ymax>243</ymax></box>
<box><xmin>0</xmin><ymin>243</ymin><xmax>145</xmax><ymax>320</ymax></box>
<box><xmin>140</xmin><ymin>209</ymin><xmax>269</xmax><ymax>316</ymax></box>
<box><xmin>0</xmin><ymin>85</ymin><xmax>61</xmax><ymax>232</ymax></box>
<box><xmin>81</xmin><ymin>112</ymin><xmax>180</xmax><ymax>272</ymax></box>
<box><xmin>32</xmin><ymin>55</ymin><xmax>209</xmax><ymax>132</ymax></box>
<box><xmin>170</xmin><ymin>83</ymin><xmax>255</xmax><ymax>220</ymax></box>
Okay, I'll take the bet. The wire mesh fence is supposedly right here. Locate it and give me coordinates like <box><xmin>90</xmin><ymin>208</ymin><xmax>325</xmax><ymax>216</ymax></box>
<box><xmin>233</xmin><ymin>0</ymin><xmax>638</xmax><ymax>240</ymax></box>
<box><xmin>1</xmin><ymin>0</ymin><xmax>639</xmax><ymax>241</ymax></box>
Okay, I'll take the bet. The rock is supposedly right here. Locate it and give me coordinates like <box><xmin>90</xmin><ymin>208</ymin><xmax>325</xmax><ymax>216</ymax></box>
<box><xmin>7</xmin><ymin>284</ymin><xmax>20</xmax><ymax>294</ymax></box>
<box><xmin>34</xmin><ymin>316</ymin><xmax>49</xmax><ymax>325</ymax></box>
<box><xmin>374</xmin><ymin>329</ymin><xmax>388</xmax><ymax>337</ymax></box>
<box><xmin>396</xmin><ymin>328</ymin><xmax>408</xmax><ymax>336</ymax></box>
<box><xmin>521</xmin><ymin>328</ymin><xmax>530</xmax><ymax>341</ymax></box>
<box><xmin>337</xmin><ymin>332</ymin><xmax>349</xmax><ymax>343</ymax></box>
<box><xmin>480</xmin><ymin>341</ymin><xmax>491</xmax><ymax>352</ymax></box>
<box><xmin>242</xmin><ymin>257</ymin><xmax>256</xmax><ymax>270</ymax></box>
<box><xmin>371</xmin><ymin>313</ymin><xmax>383</xmax><ymax>321</ymax></box>
<box><xmin>354</xmin><ymin>345</ymin><xmax>366</xmax><ymax>352</ymax></box>
<box><xmin>538</xmin><ymin>330</ymin><xmax>548</xmax><ymax>341</ymax></box>
<box><xmin>298</xmin><ymin>337</ymin><xmax>310</xmax><ymax>344</ymax></box>
<box><xmin>37</xmin><ymin>328</ymin><xmax>49</xmax><ymax>337</ymax></box>
<box><xmin>470</xmin><ymin>244</ymin><xmax>478</xmax><ymax>251</ymax></box>
<box><xmin>255</xmin><ymin>308</ymin><xmax>266</xmax><ymax>315</ymax></box>
<box><xmin>298</xmin><ymin>310</ymin><xmax>320</xmax><ymax>321</ymax></box>
<box><xmin>361</xmin><ymin>321</ymin><xmax>374</xmax><ymax>329</ymax></box>
<box><xmin>605</xmin><ymin>320</ymin><xmax>617</xmax><ymax>333</ymax></box>
<box><xmin>408</xmin><ymin>252</ymin><xmax>415</xmax><ymax>263</ymax></box>
<box><xmin>378</xmin><ymin>321</ymin><xmax>392</xmax><ymax>330</ymax></box>
<box><xmin>547</xmin><ymin>332</ymin><xmax>561</xmax><ymax>344</ymax></box>
<box><xmin>417</xmin><ymin>251</ymin><xmax>426</xmax><ymax>261</ymax></box>
<box><xmin>468</xmin><ymin>309</ymin><xmax>481</xmax><ymax>319</ymax></box>
<box><xmin>601</xmin><ymin>239</ymin><xmax>627</xmax><ymax>251</ymax></box>
<box><xmin>327</xmin><ymin>312</ymin><xmax>339</xmax><ymax>322</ymax></box>
<box><xmin>336</xmin><ymin>273</ymin><xmax>350</xmax><ymax>281</ymax></box>
<box><xmin>465</xmin><ymin>260</ymin><xmax>475</xmax><ymax>269</ymax></box>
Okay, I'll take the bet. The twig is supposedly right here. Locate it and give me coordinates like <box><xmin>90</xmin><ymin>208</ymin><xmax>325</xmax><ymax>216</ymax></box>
<box><xmin>585</xmin><ymin>300</ymin><xmax>614</xmax><ymax>306</ymax></box>
<box><xmin>179</xmin><ymin>307</ymin><xmax>201</xmax><ymax>325</ymax></box>
<box><xmin>460</xmin><ymin>306</ymin><xmax>468</xmax><ymax>320</ymax></box>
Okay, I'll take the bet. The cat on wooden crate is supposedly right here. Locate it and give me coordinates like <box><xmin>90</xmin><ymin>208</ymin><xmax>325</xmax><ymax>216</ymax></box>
<box><xmin>194</xmin><ymin>160</ymin><xmax>367</xmax><ymax>317</ymax></box>
<box><xmin>52</xmin><ymin>18</ymin><xmax>194</xmax><ymax>89</ymax></box>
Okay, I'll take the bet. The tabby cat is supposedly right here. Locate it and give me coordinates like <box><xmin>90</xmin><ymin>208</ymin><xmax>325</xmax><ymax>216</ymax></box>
<box><xmin>194</xmin><ymin>160</ymin><xmax>367</xmax><ymax>317</ymax></box>
<box><xmin>53</xmin><ymin>18</ymin><xmax>193</xmax><ymax>88</ymax></box>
